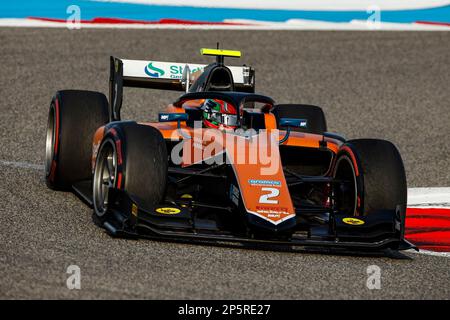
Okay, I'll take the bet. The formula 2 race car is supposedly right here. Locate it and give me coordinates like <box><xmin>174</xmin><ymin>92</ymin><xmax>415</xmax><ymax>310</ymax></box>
<box><xmin>45</xmin><ymin>48</ymin><xmax>416</xmax><ymax>251</ymax></box>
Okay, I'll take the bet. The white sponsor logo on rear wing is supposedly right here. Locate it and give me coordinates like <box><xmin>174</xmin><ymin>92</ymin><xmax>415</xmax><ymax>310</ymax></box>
<box><xmin>121</xmin><ymin>59</ymin><xmax>248</xmax><ymax>84</ymax></box>
<box><xmin>109</xmin><ymin>56</ymin><xmax>254</xmax><ymax>121</ymax></box>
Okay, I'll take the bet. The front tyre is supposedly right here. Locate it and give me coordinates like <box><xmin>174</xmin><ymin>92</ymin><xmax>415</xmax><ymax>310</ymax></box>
<box><xmin>93</xmin><ymin>123</ymin><xmax>168</xmax><ymax>220</ymax></box>
<box><xmin>333</xmin><ymin>139</ymin><xmax>407</xmax><ymax>238</ymax></box>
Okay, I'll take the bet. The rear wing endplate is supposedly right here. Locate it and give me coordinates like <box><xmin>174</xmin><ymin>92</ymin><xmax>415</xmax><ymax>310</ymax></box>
<box><xmin>109</xmin><ymin>56</ymin><xmax>255</xmax><ymax>121</ymax></box>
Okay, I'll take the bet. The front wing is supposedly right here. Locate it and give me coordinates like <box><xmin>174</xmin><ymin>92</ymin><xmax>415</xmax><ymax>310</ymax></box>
<box><xmin>85</xmin><ymin>186</ymin><xmax>417</xmax><ymax>252</ymax></box>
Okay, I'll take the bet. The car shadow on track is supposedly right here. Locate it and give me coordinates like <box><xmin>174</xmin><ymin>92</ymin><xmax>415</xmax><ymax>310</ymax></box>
<box><xmin>206</xmin><ymin>241</ymin><xmax>412</xmax><ymax>260</ymax></box>
<box><xmin>93</xmin><ymin>218</ymin><xmax>413</xmax><ymax>260</ymax></box>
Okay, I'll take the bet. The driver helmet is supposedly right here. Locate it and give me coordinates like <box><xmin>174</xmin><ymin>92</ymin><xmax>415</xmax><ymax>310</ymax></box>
<box><xmin>201</xmin><ymin>99</ymin><xmax>238</xmax><ymax>130</ymax></box>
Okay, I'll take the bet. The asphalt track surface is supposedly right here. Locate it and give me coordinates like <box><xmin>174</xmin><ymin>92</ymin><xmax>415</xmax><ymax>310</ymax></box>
<box><xmin>0</xmin><ymin>29</ymin><xmax>449</xmax><ymax>299</ymax></box>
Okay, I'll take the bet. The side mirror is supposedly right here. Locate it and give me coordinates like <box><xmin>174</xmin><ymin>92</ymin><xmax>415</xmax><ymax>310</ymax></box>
<box><xmin>279</xmin><ymin>118</ymin><xmax>308</xmax><ymax>144</ymax></box>
<box><xmin>279</xmin><ymin>118</ymin><xmax>308</xmax><ymax>129</ymax></box>
<box><xmin>158</xmin><ymin>113</ymin><xmax>191</xmax><ymax>139</ymax></box>
<box><xmin>158</xmin><ymin>113</ymin><xmax>188</xmax><ymax>123</ymax></box>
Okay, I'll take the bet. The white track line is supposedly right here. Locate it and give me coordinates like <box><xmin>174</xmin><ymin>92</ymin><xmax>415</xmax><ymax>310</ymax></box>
<box><xmin>0</xmin><ymin>160</ymin><xmax>44</xmax><ymax>171</ymax></box>
<box><xmin>0</xmin><ymin>160</ymin><xmax>449</xmax><ymax>199</ymax></box>
<box><xmin>407</xmin><ymin>249</ymin><xmax>450</xmax><ymax>258</ymax></box>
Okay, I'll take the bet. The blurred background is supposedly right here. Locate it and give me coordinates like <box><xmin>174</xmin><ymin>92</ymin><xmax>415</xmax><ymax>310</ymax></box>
<box><xmin>1</xmin><ymin>0</ymin><xmax>450</xmax><ymax>29</ymax></box>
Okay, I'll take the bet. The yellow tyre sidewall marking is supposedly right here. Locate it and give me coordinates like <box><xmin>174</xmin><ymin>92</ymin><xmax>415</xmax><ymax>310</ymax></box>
<box><xmin>342</xmin><ymin>217</ymin><xmax>365</xmax><ymax>225</ymax></box>
<box><xmin>156</xmin><ymin>207</ymin><xmax>181</xmax><ymax>215</ymax></box>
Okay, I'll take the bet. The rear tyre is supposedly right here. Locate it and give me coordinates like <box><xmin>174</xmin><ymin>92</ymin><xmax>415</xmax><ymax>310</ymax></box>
<box><xmin>45</xmin><ymin>90</ymin><xmax>109</xmax><ymax>190</ymax></box>
<box><xmin>333</xmin><ymin>139</ymin><xmax>407</xmax><ymax>238</ymax></box>
<box><xmin>93</xmin><ymin>123</ymin><xmax>168</xmax><ymax>219</ymax></box>
<box><xmin>271</xmin><ymin>104</ymin><xmax>327</xmax><ymax>134</ymax></box>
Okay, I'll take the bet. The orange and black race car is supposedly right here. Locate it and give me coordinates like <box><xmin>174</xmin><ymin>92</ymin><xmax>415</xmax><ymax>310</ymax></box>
<box><xmin>45</xmin><ymin>48</ymin><xmax>416</xmax><ymax>251</ymax></box>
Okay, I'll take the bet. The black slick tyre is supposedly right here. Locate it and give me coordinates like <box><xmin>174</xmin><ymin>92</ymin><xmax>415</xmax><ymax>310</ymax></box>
<box><xmin>92</xmin><ymin>123</ymin><xmax>168</xmax><ymax>221</ymax></box>
<box><xmin>45</xmin><ymin>90</ymin><xmax>109</xmax><ymax>190</ymax></box>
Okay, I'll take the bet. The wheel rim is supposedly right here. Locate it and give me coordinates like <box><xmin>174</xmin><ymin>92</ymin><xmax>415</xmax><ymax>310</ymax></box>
<box><xmin>333</xmin><ymin>155</ymin><xmax>358</xmax><ymax>216</ymax></box>
<box><xmin>45</xmin><ymin>104</ymin><xmax>56</xmax><ymax>177</ymax></box>
<box><xmin>93</xmin><ymin>139</ymin><xmax>117</xmax><ymax>217</ymax></box>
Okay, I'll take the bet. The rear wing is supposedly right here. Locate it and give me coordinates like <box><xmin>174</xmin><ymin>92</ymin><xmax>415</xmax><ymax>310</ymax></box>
<box><xmin>109</xmin><ymin>56</ymin><xmax>255</xmax><ymax>121</ymax></box>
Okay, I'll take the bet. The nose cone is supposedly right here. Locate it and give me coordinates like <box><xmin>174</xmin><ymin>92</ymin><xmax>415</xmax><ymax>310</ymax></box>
<box><xmin>246</xmin><ymin>212</ymin><xmax>297</xmax><ymax>234</ymax></box>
